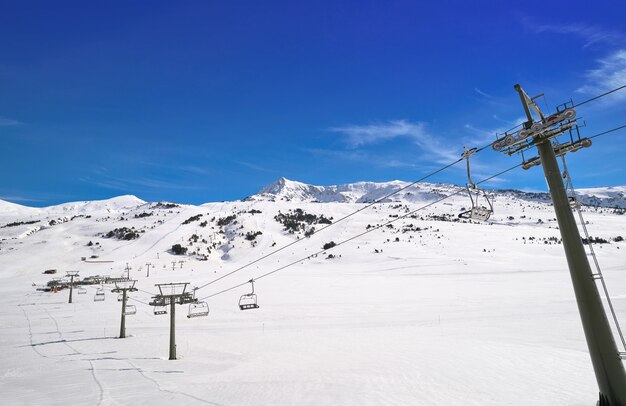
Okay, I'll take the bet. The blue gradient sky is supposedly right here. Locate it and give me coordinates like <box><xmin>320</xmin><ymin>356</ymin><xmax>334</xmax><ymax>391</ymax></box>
<box><xmin>2</xmin><ymin>1</ymin><xmax>626</xmax><ymax>206</ymax></box>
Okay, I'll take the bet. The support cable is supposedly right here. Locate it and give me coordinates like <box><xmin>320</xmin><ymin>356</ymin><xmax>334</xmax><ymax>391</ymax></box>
<box><xmin>561</xmin><ymin>157</ymin><xmax>626</xmax><ymax>351</ymax></box>
<box><xmin>199</xmin><ymin>162</ymin><xmax>522</xmax><ymax>301</ymax></box>
<box><xmin>588</xmin><ymin>124</ymin><xmax>626</xmax><ymax>140</ymax></box>
<box><xmin>126</xmin><ymin>296</ymin><xmax>151</xmax><ymax>306</ymax></box>
<box><xmin>573</xmin><ymin>84</ymin><xmax>626</xmax><ymax>108</ymax></box>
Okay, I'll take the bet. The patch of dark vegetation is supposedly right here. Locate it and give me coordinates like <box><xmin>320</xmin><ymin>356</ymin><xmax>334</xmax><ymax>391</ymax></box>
<box><xmin>182</xmin><ymin>214</ymin><xmax>203</xmax><ymax>225</ymax></box>
<box><xmin>582</xmin><ymin>236</ymin><xmax>609</xmax><ymax>244</ymax></box>
<box><xmin>103</xmin><ymin>227</ymin><xmax>141</xmax><ymax>240</ymax></box>
<box><xmin>152</xmin><ymin>202</ymin><xmax>179</xmax><ymax>209</ymax></box>
<box><xmin>245</xmin><ymin>231</ymin><xmax>263</xmax><ymax>241</ymax></box>
<box><xmin>2</xmin><ymin>220</ymin><xmax>40</xmax><ymax>228</ymax></box>
<box><xmin>217</xmin><ymin>215</ymin><xmax>237</xmax><ymax>227</ymax></box>
<box><xmin>171</xmin><ymin>244</ymin><xmax>188</xmax><ymax>255</ymax></box>
<box><xmin>248</xmin><ymin>209</ymin><xmax>262</xmax><ymax>214</ymax></box>
<box><xmin>322</xmin><ymin>241</ymin><xmax>336</xmax><ymax>250</ymax></box>
<box><xmin>135</xmin><ymin>212</ymin><xmax>153</xmax><ymax>218</ymax></box>
<box><xmin>274</xmin><ymin>208</ymin><xmax>332</xmax><ymax>234</ymax></box>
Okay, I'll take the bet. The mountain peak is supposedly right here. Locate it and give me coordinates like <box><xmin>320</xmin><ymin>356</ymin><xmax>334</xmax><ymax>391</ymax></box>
<box><xmin>251</xmin><ymin>178</ymin><xmax>439</xmax><ymax>203</ymax></box>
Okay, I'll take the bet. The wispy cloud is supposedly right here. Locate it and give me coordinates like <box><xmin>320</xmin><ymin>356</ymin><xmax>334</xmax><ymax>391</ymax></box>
<box><xmin>523</xmin><ymin>18</ymin><xmax>624</xmax><ymax>48</ymax></box>
<box><xmin>577</xmin><ymin>49</ymin><xmax>626</xmax><ymax>100</ymax></box>
<box><xmin>463</xmin><ymin>117</ymin><xmax>526</xmax><ymax>146</ymax></box>
<box><xmin>0</xmin><ymin>116</ymin><xmax>22</xmax><ymax>126</ymax></box>
<box><xmin>328</xmin><ymin>119</ymin><xmax>458</xmax><ymax>163</ymax></box>
<box><xmin>474</xmin><ymin>88</ymin><xmax>495</xmax><ymax>99</ymax></box>
<box><xmin>82</xmin><ymin>172</ymin><xmax>205</xmax><ymax>192</ymax></box>
<box><xmin>235</xmin><ymin>160</ymin><xmax>277</xmax><ymax>173</ymax></box>
<box><xmin>0</xmin><ymin>195</ymin><xmax>45</xmax><ymax>203</ymax></box>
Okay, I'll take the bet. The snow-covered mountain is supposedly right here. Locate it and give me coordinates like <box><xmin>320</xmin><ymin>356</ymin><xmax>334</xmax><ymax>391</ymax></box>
<box><xmin>249</xmin><ymin>177</ymin><xmax>626</xmax><ymax>208</ymax></box>
<box><xmin>250</xmin><ymin>177</ymin><xmax>445</xmax><ymax>203</ymax></box>
<box><xmin>48</xmin><ymin>195</ymin><xmax>147</xmax><ymax>214</ymax></box>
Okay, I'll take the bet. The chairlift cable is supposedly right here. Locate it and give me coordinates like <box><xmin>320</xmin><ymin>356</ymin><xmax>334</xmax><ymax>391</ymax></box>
<box><xmin>573</xmin><ymin>84</ymin><xmax>626</xmax><ymax>108</ymax></box>
<box><xmin>199</xmin><ymin>162</ymin><xmax>523</xmax><ymax>301</ymax></box>
<box><xmin>587</xmin><ymin>124</ymin><xmax>626</xmax><ymax>140</ymax></box>
<box><xmin>127</xmin><ymin>296</ymin><xmax>150</xmax><ymax>306</ymax></box>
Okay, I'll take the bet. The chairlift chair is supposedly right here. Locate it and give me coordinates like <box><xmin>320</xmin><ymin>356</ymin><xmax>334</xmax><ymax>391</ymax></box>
<box><xmin>94</xmin><ymin>287</ymin><xmax>105</xmax><ymax>302</ymax></box>
<box><xmin>153</xmin><ymin>306</ymin><xmax>167</xmax><ymax>315</ymax></box>
<box><xmin>187</xmin><ymin>301</ymin><xmax>209</xmax><ymax>318</ymax></box>
<box><xmin>239</xmin><ymin>279</ymin><xmax>260</xmax><ymax>310</ymax></box>
<box><xmin>458</xmin><ymin>147</ymin><xmax>493</xmax><ymax>222</ymax></box>
<box><xmin>123</xmin><ymin>305</ymin><xmax>137</xmax><ymax>316</ymax></box>
<box><xmin>77</xmin><ymin>287</ymin><xmax>87</xmax><ymax>295</ymax></box>
<box><xmin>117</xmin><ymin>293</ymin><xmax>123</xmax><ymax>302</ymax></box>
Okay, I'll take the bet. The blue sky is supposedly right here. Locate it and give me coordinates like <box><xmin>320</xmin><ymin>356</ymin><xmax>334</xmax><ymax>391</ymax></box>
<box><xmin>2</xmin><ymin>1</ymin><xmax>626</xmax><ymax>206</ymax></box>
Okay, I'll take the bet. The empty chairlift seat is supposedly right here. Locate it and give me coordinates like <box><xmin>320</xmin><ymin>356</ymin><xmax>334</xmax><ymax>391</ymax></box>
<box><xmin>239</xmin><ymin>279</ymin><xmax>260</xmax><ymax>310</ymax></box>
<box><xmin>153</xmin><ymin>306</ymin><xmax>167</xmax><ymax>316</ymax></box>
<box><xmin>187</xmin><ymin>302</ymin><xmax>209</xmax><ymax>318</ymax></box>
<box><xmin>94</xmin><ymin>287</ymin><xmax>105</xmax><ymax>302</ymax></box>
<box><xmin>239</xmin><ymin>294</ymin><xmax>259</xmax><ymax>310</ymax></box>
<box><xmin>123</xmin><ymin>305</ymin><xmax>137</xmax><ymax>316</ymax></box>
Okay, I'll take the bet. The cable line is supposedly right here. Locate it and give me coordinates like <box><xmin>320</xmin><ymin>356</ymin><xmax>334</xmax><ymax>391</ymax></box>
<box><xmin>573</xmin><ymin>84</ymin><xmax>626</xmax><ymax>108</ymax></box>
<box><xmin>127</xmin><ymin>296</ymin><xmax>151</xmax><ymax>306</ymax></box>
<box><xmin>588</xmin><ymin>124</ymin><xmax>626</xmax><ymax>140</ymax></box>
<box><xmin>199</xmin><ymin>162</ymin><xmax>522</xmax><ymax>301</ymax></box>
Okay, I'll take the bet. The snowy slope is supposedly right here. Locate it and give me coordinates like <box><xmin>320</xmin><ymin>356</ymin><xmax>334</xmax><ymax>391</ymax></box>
<box><xmin>1</xmin><ymin>180</ymin><xmax>625</xmax><ymax>405</ymax></box>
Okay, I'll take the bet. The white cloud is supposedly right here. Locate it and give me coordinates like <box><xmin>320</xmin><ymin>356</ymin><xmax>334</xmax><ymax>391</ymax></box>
<box><xmin>577</xmin><ymin>49</ymin><xmax>626</xmax><ymax>100</ymax></box>
<box><xmin>328</xmin><ymin>120</ymin><xmax>458</xmax><ymax>163</ymax></box>
<box><xmin>235</xmin><ymin>160</ymin><xmax>277</xmax><ymax>173</ymax></box>
<box><xmin>524</xmin><ymin>19</ymin><xmax>624</xmax><ymax>48</ymax></box>
<box><xmin>0</xmin><ymin>117</ymin><xmax>21</xmax><ymax>126</ymax></box>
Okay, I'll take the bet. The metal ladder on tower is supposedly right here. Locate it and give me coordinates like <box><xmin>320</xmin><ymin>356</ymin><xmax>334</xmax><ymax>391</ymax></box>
<box><xmin>561</xmin><ymin>155</ymin><xmax>626</xmax><ymax>360</ymax></box>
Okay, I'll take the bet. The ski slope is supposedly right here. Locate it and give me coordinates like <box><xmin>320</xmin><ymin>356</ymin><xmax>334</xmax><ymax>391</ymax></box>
<box><xmin>1</xmin><ymin>180</ymin><xmax>625</xmax><ymax>405</ymax></box>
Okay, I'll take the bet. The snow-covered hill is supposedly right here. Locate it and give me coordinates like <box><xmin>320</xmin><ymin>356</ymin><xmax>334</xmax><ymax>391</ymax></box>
<box><xmin>250</xmin><ymin>177</ymin><xmax>626</xmax><ymax>208</ymax></box>
<box><xmin>1</xmin><ymin>180</ymin><xmax>625</xmax><ymax>405</ymax></box>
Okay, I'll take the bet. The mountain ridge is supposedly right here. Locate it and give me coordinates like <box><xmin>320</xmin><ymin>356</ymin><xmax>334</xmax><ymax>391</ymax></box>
<box><xmin>2</xmin><ymin>180</ymin><xmax>626</xmax><ymax>211</ymax></box>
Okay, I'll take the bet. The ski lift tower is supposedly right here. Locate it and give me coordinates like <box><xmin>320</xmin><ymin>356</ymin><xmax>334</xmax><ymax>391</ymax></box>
<box><xmin>491</xmin><ymin>84</ymin><xmax>626</xmax><ymax>405</ymax></box>
<box><xmin>149</xmin><ymin>283</ymin><xmax>196</xmax><ymax>360</ymax></box>
<box><xmin>66</xmin><ymin>271</ymin><xmax>79</xmax><ymax>304</ymax></box>
<box><xmin>111</xmin><ymin>280</ymin><xmax>138</xmax><ymax>339</ymax></box>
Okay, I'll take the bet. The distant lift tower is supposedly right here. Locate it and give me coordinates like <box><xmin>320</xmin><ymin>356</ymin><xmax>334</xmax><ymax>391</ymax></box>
<box><xmin>66</xmin><ymin>271</ymin><xmax>79</xmax><ymax>304</ymax></box>
<box><xmin>149</xmin><ymin>283</ymin><xmax>197</xmax><ymax>360</ymax></box>
<box><xmin>492</xmin><ymin>84</ymin><xmax>626</xmax><ymax>405</ymax></box>
<box><xmin>111</xmin><ymin>280</ymin><xmax>138</xmax><ymax>339</ymax></box>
